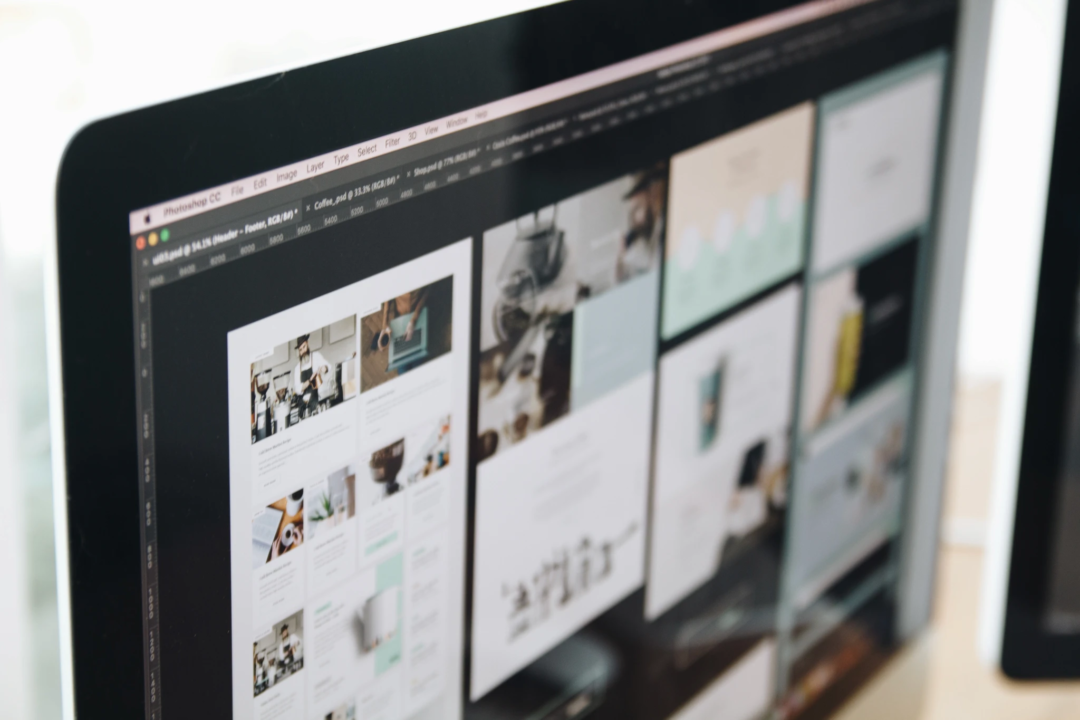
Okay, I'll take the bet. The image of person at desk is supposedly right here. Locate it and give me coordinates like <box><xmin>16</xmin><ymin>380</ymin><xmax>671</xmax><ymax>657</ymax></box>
<box><xmin>278</xmin><ymin>623</ymin><xmax>303</xmax><ymax>670</ymax></box>
<box><xmin>372</xmin><ymin>287</ymin><xmax>428</xmax><ymax>372</ymax></box>
<box><xmin>292</xmin><ymin>334</ymin><xmax>334</xmax><ymax>416</ymax></box>
<box><xmin>618</xmin><ymin>165</ymin><xmax>666</xmax><ymax>282</ymax></box>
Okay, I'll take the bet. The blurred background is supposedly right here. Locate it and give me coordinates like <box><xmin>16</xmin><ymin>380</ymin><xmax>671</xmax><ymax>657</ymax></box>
<box><xmin>0</xmin><ymin>0</ymin><xmax>1076</xmax><ymax>718</ymax></box>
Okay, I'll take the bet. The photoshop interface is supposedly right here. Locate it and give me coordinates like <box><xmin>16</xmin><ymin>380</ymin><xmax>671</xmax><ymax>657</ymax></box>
<box><xmin>129</xmin><ymin>1</ymin><xmax>957</xmax><ymax>718</ymax></box>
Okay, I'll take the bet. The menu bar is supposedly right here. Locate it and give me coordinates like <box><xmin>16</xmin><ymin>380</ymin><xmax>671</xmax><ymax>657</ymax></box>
<box><xmin>128</xmin><ymin>0</ymin><xmax>874</xmax><ymax>234</ymax></box>
<box><xmin>134</xmin><ymin>0</ymin><xmax>951</xmax><ymax>286</ymax></box>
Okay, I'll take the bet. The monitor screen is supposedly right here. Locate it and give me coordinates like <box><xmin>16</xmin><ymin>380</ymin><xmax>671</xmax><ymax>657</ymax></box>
<box><xmin>123</xmin><ymin>1</ymin><xmax>957</xmax><ymax>717</ymax></box>
<box><xmin>1046</xmin><ymin>309</ymin><xmax>1080</xmax><ymax>634</ymax></box>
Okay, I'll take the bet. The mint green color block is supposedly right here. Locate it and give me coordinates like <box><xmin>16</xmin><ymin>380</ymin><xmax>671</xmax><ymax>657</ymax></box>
<box><xmin>374</xmin><ymin>553</ymin><xmax>404</xmax><ymax>675</ymax></box>
<box><xmin>661</xmin><ymin>196</ymin><xmax>804</xmax><ymax>339</ymax></box>
<box><xmin>571</xmin><ymin>270</ymin><xmax>659</xmax><ymax>411</ymax></box>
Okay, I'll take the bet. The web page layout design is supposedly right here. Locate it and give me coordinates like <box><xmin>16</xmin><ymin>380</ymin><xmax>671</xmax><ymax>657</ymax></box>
<box><xmin>209</xmin><ymin>46</ymin><xmax>948</xmax><ymax>720</ymax></box>
<box><xmin>228</xmin><ymin>242</ymin><xmax>472</xmax><ymax>720</ymax></box>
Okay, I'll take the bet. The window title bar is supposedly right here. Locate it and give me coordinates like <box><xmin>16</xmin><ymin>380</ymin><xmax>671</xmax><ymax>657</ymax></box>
<box><xmin>129</xmin><ymin>0</ymin><xmax>872</xmax><ymax>234</ymax></box>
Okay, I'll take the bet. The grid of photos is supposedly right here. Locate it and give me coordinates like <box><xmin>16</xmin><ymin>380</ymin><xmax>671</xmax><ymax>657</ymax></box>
<box><xmin>633</xmin><ymin>101</ymin><xmax>816</xmax><ymax>712</ymax></box>
<box><xmin>470</xmin><ymin>167</ymin><xmax>664</xmax><ymax>700</ymax></box>
<box><xmin>250</xmin><ymin>316</ymin><xmax>358</xmax><ymax>445</ymax></box>
<box><xmin>781</xmin><ymin>51</ymin><xmax>946</xmax><ymax>711</ymax></box>
<box><xmin>230</xmin><ymin>240</ymin><xmax>472</xmax><ymax>720</ymax></box>
<box><xmin>220</xmin><ymin>39</ymin><xmax>953</xmax><ymax>720</ymax></box>
<box><xmin>788</xmin><ymin>52</ymin><xmax>945</xmax><ymax>602</ymax></box>
<box><xmin>475</xmin><ymin>165</ymin><xmax>665</xmax><ymax>462</ymax></box>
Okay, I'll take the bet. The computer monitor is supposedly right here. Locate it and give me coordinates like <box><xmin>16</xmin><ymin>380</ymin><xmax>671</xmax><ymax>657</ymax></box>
<box><xmin>979</xmin><ymin>0</ymin><xmax>1080</xmax><ymax>680</ymax></box>
<box><xmin>53</xmin><ymin>0</ymin><xmax>969</xmax><ymax>717</ymax></box>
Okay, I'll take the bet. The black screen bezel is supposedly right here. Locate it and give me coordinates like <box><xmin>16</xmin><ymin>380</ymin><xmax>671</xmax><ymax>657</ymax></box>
<box><xmin>1000</xmin><ymin>0</ymin><xmax>1080</xmax><ymax>680</ymax></box>
<box><xmin>54</xmin><ymin>0</ymin><xmax>814</xmax><ymax>715</ymax></box>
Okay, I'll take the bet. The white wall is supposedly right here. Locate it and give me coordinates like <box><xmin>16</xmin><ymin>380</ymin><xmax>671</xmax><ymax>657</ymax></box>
<box><xmin>958</xmin><ymin>0</ymin><xmax>1066</xmax><ymax>381</ymax></box>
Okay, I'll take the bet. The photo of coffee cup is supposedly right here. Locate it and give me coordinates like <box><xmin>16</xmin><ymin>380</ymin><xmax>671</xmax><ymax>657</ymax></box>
<box><xmin>281</xmin><ymin>523</ymin><xmax>297</xmax><ymax>548</ymax></box>
<box><xmin>286</xmin><ymin>488</ymin><xmax>303</xmax><ymax>516</ymax></box>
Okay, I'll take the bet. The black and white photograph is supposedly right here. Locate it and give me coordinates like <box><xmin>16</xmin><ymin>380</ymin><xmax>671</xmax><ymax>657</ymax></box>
<box><xmin>250</xmin><ymin>316</ymin><xmax>358</xmax><ymax>444</ymax></box>
<box><xmin>253</xmin><ymin>609</ymin><xmax>304</xmax><ymax>697</ymax></box>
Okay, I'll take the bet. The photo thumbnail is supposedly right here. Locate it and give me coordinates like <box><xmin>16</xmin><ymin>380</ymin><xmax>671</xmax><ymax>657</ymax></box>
<box><xmin>402</xmin><ymin>414</ymin><xmax>451</xmax><ymax>484</ymax></box>
<box><xmin>500</xmin><ymin>521</ymin><xmax>639</xmax><ymax>642</ymax></box>
<box><xmin>252</xmin><ymin>488</ymin><xmax>305</xmax><ymax>569</ymax></box>
<box><xmin>306</xmin><ymin>465</ymin><xmax>356</xmax><ymax>540</ymax></box>
<box><xmin>253</xmin><ymin>608</ymin><xmax>304</xmax><ymax>697</ymax></box>
<box><xmin>802</xmin><ymin>237</ymin><xmax>918</xmax><ymax>433</ymax></box>
<box><xmin>646</xmin><ymin>285</ymin><xmax>800</xmax><ymax>618</ymax></box>
<box><xmin>359</xmin><ymin>415</ymin><xmax>451</xmax><ymax>508</ymax></box>
<box><xmin>475</xmin><ymin>165</ymin><xmax>666</xmax><ymax>462</ymax></box>
<box><xmin>788</xmin><ymin>377</ymin><xmax>910</xmax><ymax>610</ymax></box>
<box><xmin>347</xmin><ymin>554</ymin><xmax>404</xmax><ymax>668</ymax></box>
<box><xmin>663</xmin><ymin>103</ymin><xmax>813</xmax><ymax>338</ymax></box>
<box><xmin>811</xmin><ymin>54</ymin><xmax>945</xmax><ymax>274</ymax></box>
<box><xmin>250</xmin><ymin>316</ymin><xmax>358</xmax><ymax>445</ymax></box>
<box><xmin>698</xmin><ymin>362</ymin><xmax>725</xmax><ymax>451</ymax></box>
<box><xmin>360</xmin><ymin>275</ymin><xmax>453</xmax><ymax>393</ymax></box>
<box><xmin>355</xmin><ymin>585</ymin><xmax>401</xmax><ymax>653</ymax></box>
<box><xmin>320</xmin><ymin>700</ymin><xmax>357</xmax><ymax>720</ymax></box>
